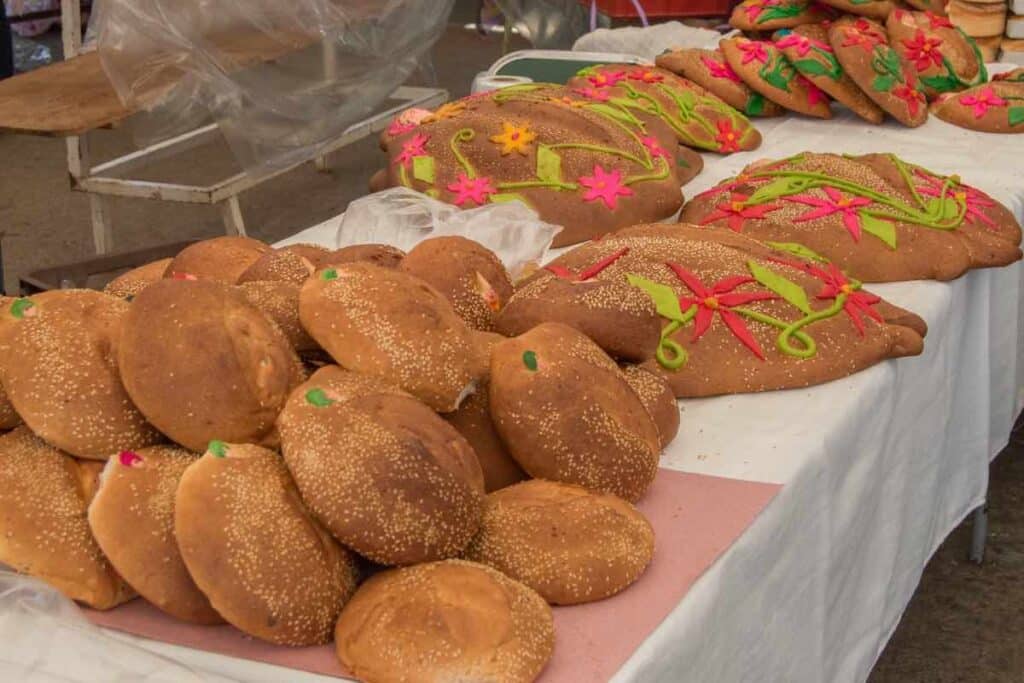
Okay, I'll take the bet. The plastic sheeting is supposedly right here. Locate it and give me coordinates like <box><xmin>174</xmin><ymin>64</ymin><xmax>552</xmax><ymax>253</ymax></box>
<box><xmin>96</xmin><ymin>0</ymin><xmax>453</xmax><ymax>172</ymax></box>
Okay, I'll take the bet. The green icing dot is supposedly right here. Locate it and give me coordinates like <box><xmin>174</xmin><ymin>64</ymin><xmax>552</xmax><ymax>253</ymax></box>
<box><xmin>320</xmin><ymin>268</ymin><xmax>339</xmax><ymax>281</ymax></box>
<box><xmin>305</xmin><ymin>388</ymin><xmax>334</xmax><ymax>408</ymax></box>
<box><xmin>207</xmin><ymin>440</ymin><xmax>228</xmax><ymax>458</ymax></box>
<box><xmin>522</xmin><ymin>350</ymin><xmax>538</xmax><ymax>371</ymax></box>
<box><xmin>10</xmin><ymin>299</ymin><xmax>34</xmax><ymax>319</ymax></box>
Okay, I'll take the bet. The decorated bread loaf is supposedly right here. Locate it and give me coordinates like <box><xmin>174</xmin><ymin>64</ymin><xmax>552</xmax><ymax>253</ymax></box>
<box><xmin>932</xmin><ymin>81</ymin><xmax>1024</xmax><ymax>133</ymax></box>
<box><xmin>277</xmin><ymin>366</ymin><xmax>485</xmax><ymax>565</ymax></box>
<box><xmin>335</xmin><ymin>560</ymin><xmax>554</xmax><ymax>683</ymax></box>
<box><xmin>463</xmin><ymin>479</ymin><xmax>654</xmax><ymax>604</ymax></box>
<box><xmin>489</xmin><ymin>323</ymin><xmax>661</xmax><ymax>501</ymax></box>
<box><xmin>538</xmin><ymin>225</ymin><xmax>927</xmax><ymax>397</ymax></box>
<box><xmin>886</xmin><ymin>9</ymin><xmax>987</xmax><ymax>98</ymax></box>
<box><xmin>237</xmin><ymin>243</ymin><xmax>332</xmax><ymax>285</ymax></box>
<box><xmin>817</xmin><ymin>0</ymin><xmax>893</xmax><ymax>19</ymax></box>
<box><xmin>729</xmin><ymin>0</ymin><xmax>829</xmax><ymax>31</ymax></box>
<box><xmin>164</xmin><ymin>236</ymin><xmax>272</xmax><ymax>284</ymax></box>
<box><xmin>720</xmin><ymin>37</ymin><xmax>833</xmax><ymax>118</ymax></box>
<box><xmin>118</xmin><ymin>279</ymin><xmax>302</xmax><ymax>451</ymax></box>
<box><xmin>88</xmin><ymin>445</ymin><xmax>222</xmax><ymax>624</ymax></box>
<box><xmin>299</xmin><ymin>263</ymin><xmax>483</xmax><ymax>412</ymax></box>
<box><xmin>656</xmin><ymin>48</ymin><xmax>786</xmax><ymax>118</ymax></box>
<box><xmin>175</xmin><ymin>442</ymin><xmax>359</xmax><ymax>645</ymax></box>
<box><xmin>0</xmin><ymin>291</ymin><xmax>160</xmax><ymax>459</ymax></box>
<box><xmin>681</xmin><ymin>152</ymin><xmax>1023</xmax><ymax>281</ymax></box>
<box><xmin>0</xmin><ymin>427</ymin><xmax>135</xmax><ymax>609</ymax></box>
<box><xmin>103</xmin><ymin>258</ymin><xmax>172</xmax><ymax>299</ymax></box>
<box><xmin>398</xmin><ymin>236</ymin><xmax>514</xmax><ymax>332</ymax></box>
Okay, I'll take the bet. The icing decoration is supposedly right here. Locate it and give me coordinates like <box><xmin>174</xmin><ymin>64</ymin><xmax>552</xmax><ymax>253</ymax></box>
<box><xmin>739</xmin><ymin>41</ymin><xmax>770</xmax><ymax>65</ymax></box>
<box><xmin>773</xmin><ymin>258</ymin><xmax>882</xmax><ymax>335</ymax></box>
<box><xmin>802</xmin><ymin>78</ymin><xmax>827</xmax><ymax>107</ymax></box>
<box><xmin>746</xmin><ymin>94</ymin><xmax>767</xmax><ymax>117</ymax></box>
<box><xmin>546</xmin><ymin>247</ymin><xmax>630</xmax><ymax>281</ymax></box>
<box><xmin>629</xmin><ymin>68</ymin><xmax>666</xmax><ymax>84</ymax></box>
<box><xmin>702</xmin><ymin>55</ymin><xmax>743</xmax><ymax>83</ymax></box>
<box><xmin>766</xmin><ymin>241</ymin><xmax>829</xmax><ymax>262</ymax></box>
<box><xmin>412</xmin><ymin>155</ymin><xmax>435</xmax><ymax>183</ymax></box>
<box><xmin>395</xmin><ymin>133</ymin><xmax>429</xmax><ymax>168</ymax></box>
<box><xmin>387</xmin><ymin>119</ymin><xmax>417</xmax><ymax>136</ymax></box>
<box><xmin>207</xmin><ymin>440</ymin><xmax>228</xmax><ymax>458</ymax></box>
<box><xmin>475</xmin><ymin>272</ymin><xmax>502</xmax><ymax>311</ymax></box>
<box><xmin>1010</xmin><ymin>109</ymin><xmax>1024</xmax><ymax>128</ymax></box>
<box><xmin>698</xmin><ymin>192</ymin><xmax>783</xmax><ymax>231</ymax></box>
<box><xmin>777</xmin><ymin>32</ymin><xmax>815</xmax><ymax>58</ymax></box>
<box><xmin>890</xmin><ymin>71</ymin><xmax>925</xmax><ymax>118</ymax></box>
<box><xmin>170</xmin><ymin>271</ymin><xmax>198</xmax><ymax>281</ymax></box>
<box><xmin>902</xmin><ymin>31</ymin><xmax>944</xmax><ymax>72</ymax></box>
<box><xmin>588</xmin><ymin>70</ymin><xmax>628</xmax><ymax>88</ymax></box>
<box><xmin>779</xmin><ymin>34</ymin><xmax>843</xmax><ymax>81</ymax></box>
<box><xmin>748</xmin><ymin>260</ymin><xmax>813</xmax><ymax>314</ymax></box>
<box><xmin>787</xmin><ymin>186</ymin><xmax>873</xmax><ymax>242</ymax></box>
<box><xmin>490</xmin><ymin>122</ymin><xmax>537</xmax><ymax>156</ymax></box>
<box><xmin>841</xmin><ymin>21</ymin><xmax>886</xmax><ymax>53</ymax></box>
<box><xmin>118</xmin><ymin>450</ymin><xmax>143</xmax><ymax>467</ymax></box>
<box><xmin>715</xmin><ymin>120</ymin><xmax>743</xmax><ymax>153</ymax></box>
<box><xmin>320</xmin><ymin>268</ymin><xmax>339</xmax><ymax>281</ymax></box>
<box><xmin>447</xmin><ymin>173</ymin><xmax>498</xmax><ymax>207</ymax></box>
<box><xmin>640</xmin><ymin>136</ymin><xmax>669</xmax><ymax>160</ymax></box>
<box><xmin>423</xmin><ymin>101</ymin><xmax>466</xmax><ymax>123</ymax></box>
<box><xmin>536</xmin><ymin>145</ymin><xmax>563</xmax><ymax>184</ymax></box>
<box><xmin>573</xmin><ymin>87</ymin><xmax>611</xmax><ymax>102</ymax></box>
<box><xmin>305</xmin><ymin>388</ymin><xmax>335</xmax><ymax>408</ymax></box>
<box><xmin>958</xmin><ymin>87</ymin><xmax>1007</xmax><ymax>118</ymax></box>
<box><xmin>914</xmin><ymin>169</ymin><xmax>995</xmax><ymax>228</ymax></box>
<box><xmin>522</xmin><ymin>350</ymin><xmax>538</xmax><ymax>371</ymax></box>
<box><xmin>10</xmin><ymin>298</ymin><xmax>35</xmax><ymax>319</ymax></box>
<box><xmin>925</xmin><ymin>12</ymin><xmax>953</xmax><ymax>29</ymax></box>
<box><xmin>579</xmin><ymin>165</ymin><xmax>634</xmax><ymax>210</ymax></box>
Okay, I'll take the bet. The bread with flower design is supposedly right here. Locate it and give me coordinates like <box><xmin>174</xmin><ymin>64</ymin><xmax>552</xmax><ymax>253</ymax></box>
<box><xmin>817</xmin><ymin>0</ymin><xmax>893</xmax><ymax>19</ymax></box>
<box><xmin>931</xmin><ymin>81</ymin><xmax>1024</xmax><ymax>133</ymax></box>
<box><xmin>680</xmin><ymin>152</ymin><xmax>1022</xmax><ymax>281</ymax></box>
<box><xmin>656</xmin><ymin>47</ymin><xmax>786</xmax><ymax>118</ymax></box>
<box><xmin>535</xmin><ymin>225</ymin><xmax>926</xmax><ymax>398</ymax></box>
<box><xmin>886</xmin><ymin>9</ymin><xmax>987</xmax><ymax>99</ymax></box>
<box><xmin>721</xmin><ymin>37</ymin><xmax>834</xmax><ymax>118</ymax></box>
<box><xmin>729</xmin><ymin>0</ymin><xmax>830</xmax><ymax>31</ymax></box>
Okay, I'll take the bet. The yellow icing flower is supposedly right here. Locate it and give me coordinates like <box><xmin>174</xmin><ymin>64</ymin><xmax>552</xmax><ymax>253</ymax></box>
<box><xmin>489</xmin><ymin>122</ymin><xmax>537</xmax><ymax>156</ymax></box>
<box><xmin>423</xmin><ymin>101</ymin><xmax>467</xmax><ymax>123</ymax></box>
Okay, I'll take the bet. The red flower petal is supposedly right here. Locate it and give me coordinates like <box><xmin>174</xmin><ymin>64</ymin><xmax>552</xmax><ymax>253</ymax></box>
<box><xmin>719</xmin><ymin>309</ymin><xmax>767</xmax><ymax>360</ymax></box>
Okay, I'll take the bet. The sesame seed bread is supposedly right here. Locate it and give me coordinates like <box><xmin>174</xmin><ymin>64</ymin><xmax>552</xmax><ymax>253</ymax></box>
<box><xmin>335</xmin><ymin>559</ymin><xmax>554</xmax><ymax>683</ymax></box>
<box><xmin>237</xmin><ymin>280</ymin><xmax>318</xmax><ymax>352</ymax></box>
<box><xmin>299</xmin><ymin>263</ymin><xmax>483</xmax><ymax>413</ymax></box>
<box><xmin>330</xmin><ymin>244</ymin><xmax>406</xmax><ymax>270</ymax></box>
<box><xmin>398</xmin><ymin>236</ymin><xmax>514</xmax><ymax>332</ymax></box>
<box><xmin>164</xmin><ymin>236</ymin><xmax>272</xmax><ymax>284</ymax></box>
<box><xmin>88</xmin><ymin>445</ymin><xmax>223</xmax><ymax>625</ymax></box>
<box><xmin>0</xmin><ymin>427</ymin><xmax>136</xmax><ymax>609</ymax></box>
<box><xmin>0</xmin><ymin>290</ymin><xmax>161</xmax><ymax>460</ymax></box>
<box><xmin>463</xmin><ymin>479</ymin><xmax>654</xmax><ymax>605</ymax></box>
<box><xmin>620</xmin><ymin>364</ymin><xmax>680</xmax><ymax>449</ymax></box>
<box><xmin>489</xmin><ymin>322</ymin><xmax>661</xmax><ymax>502</ymax></box>
<box><xmin>118</xmin><ymin>279</ymin><xmax>302</xmax><ymax>452</ymax></box>
<box><xmin>278</xmin><ymin>365</ymin><xmax>485</xmax><ymax>565</ymax></box>
<box><xmin>103</xmin><ymin>258</ymin><xmax>172</xmax><ymax>299</ymax></box>
<box><xmin>174</xmin><ymin>442</ymin><xmax>359</xmax><ymax>646</ymax></box>
<box><xmin>237</xmin><ymin>244</ymin><xmax>333</xmax><ymax>285</ymax></box>
<box><xmin>0</xmin><ymin>381</ymin><xmax>21</xmax><ymax>431</ymax></box>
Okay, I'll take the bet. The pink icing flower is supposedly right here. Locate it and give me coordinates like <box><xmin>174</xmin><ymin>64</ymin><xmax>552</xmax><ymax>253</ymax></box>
<box><xmin>394</xmin><ymin>133</ymin><xmax>429</xmax><ymax>169</ymax></box>
<box><xmin>629</xmin><ymin>68</ymin><xmax>665</xmax><ymax>83</ymax></box>
<box><xmin>914</xmin><ymin>169</ymin><xmax>996</xmax><ymax>228</ymax></box>
<box><xmin>699</xmin><ymin>192</ymin><xmax>783</xmax><ymax>232</ymax></box>
<box><xmin>640</xmin><ymin>135</ymin><xmax>669</xmax><ymax>159</ymax></box>
<box><xmin>738</xmin><ymin>41</ymin><xmax>769</xmax><ymax>65</ymax></box>
<box><xmin>579</xmin><ymin>165</ymin><xmax>635</xmax><ymax>210</ymax></box>
<box><xmin>572</xmin><ymin>87</ymin><xmax>611</xmax><ymax>102</ymax></box>
<box><xmin>801</xmin><ymin>77</ymin><xmax>828</xmax><ymax>107</ymax></box>
<box><xmin>447</xmin><ymin>174</ymin><xmax>497</xmax><ymax>207</ymax></box>
<box><xmin>787</xmin><ymin>186</ymin><xmax>873</xmax><ymax>241</ymax></box>
<box><xmin>119</xmin><ymin>450</ymin><xmax>143</xmax><ymax>467</ymax></box>
<box><xmin>588</xmin><ymin>70</ymin><xmax>627</xmax><ymax>88</ymax></box>
<box><xmin>776</xmin><ymin>33</ymin><xmax>814</xmax><ymax>57</ymax></box>
<box><xmin>958</xmin><ymin>87</ymin><xmax>1007</xmax><ymax>118</ymax></box>
<box><xmin>387</xmin><ymin>119</ymin><xmax>417</xmax><ymax>136</ymax></box>
<box><xmin>742</xmin><ymin>0</ymin><xmax>777</xmax><ymax>22</ymax></box>
<box><xmin>925</xmin><ymin>12</ymin><xmax>954</xmax><ymax>29</ymax></box>
<box><xmin>701</xmin><ymin>55</ymin><xmax>742</xmax><ymax>83</ymax></box>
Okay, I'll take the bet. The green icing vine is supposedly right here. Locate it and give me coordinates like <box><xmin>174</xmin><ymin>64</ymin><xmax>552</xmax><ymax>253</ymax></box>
<box><xmin>760</xmin><ymin>52</ymin><xmax>798</xmax><ymax>93</ymax></box>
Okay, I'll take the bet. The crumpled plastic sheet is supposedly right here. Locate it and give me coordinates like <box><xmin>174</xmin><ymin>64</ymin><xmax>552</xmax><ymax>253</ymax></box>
<box><xmin>572</xmin><ymin>20</ymin><xmax>723</xmax><ymax>60</ymax></box>
<box><xmin>335</xmin><ymin>187</ymin><xmax>561</xmax><ymax>279</ymax></box>
<box><xmin>0</xmin><ymin>569</ymin><xmax>233</xmax><ymax>682</ymax></box>
<box><xmin>96</xmin><ymin>0</ymin><xmax>453</xmax><ymax>172</ymax></box>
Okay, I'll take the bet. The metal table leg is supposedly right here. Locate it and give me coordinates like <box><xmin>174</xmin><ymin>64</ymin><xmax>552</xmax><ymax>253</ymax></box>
<box><xmin>969</xmin><ymin>504</ymin><xmax>987</xmax><ymax>565</ymax></box>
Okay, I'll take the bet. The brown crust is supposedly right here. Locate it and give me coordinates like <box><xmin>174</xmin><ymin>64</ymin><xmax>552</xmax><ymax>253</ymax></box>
<box><xmin>238</xmin><ymin>244</ymin><xmax>332</xmax><ymax>285</ymax></box>
<box><xmin>88</xmin><ymin>445</ymin><xmax>222</xmax><ymax>624</ymax></box>
<box><xmin>721</xmin><ymin>37</ymin><xmax>834</xmax><ymax>119</ymax></box>
<box><xmin>165</xmin><ymin>236</ymin><xmax>272</xmax><ymax>284</ymax></box>
<box><xmin>620</xmin><ymin>364</ymin><xmax>680</xmax><ymax>449</ymax></box>
<box><xmin>335</xmin><ymin>559</ymin><xmax>554</xmax><ymax>683</ymax></box>
<box><xmin>656</xmin><ymin>48</ymin><xmax>786</xmax><ymax>117</ymax></box>
<box><xmin>886</xmin><ymin>9</ymin><xmax>982</xmax><ymax>99</ymax></box>
<box><xmin>237</xmin><ymin>280</ymin><xmax>318</xmax><ymax>352</ymax></box>
<box><xmin>330</xmin><ymin>244</ymin><xmax>406</xmax><ymax>269</ymax></box>
<box><xmin>174</xmin><ymin>443</ymin><xmax>359</xmax><ymax>645</ymax></box>
<box><xmin>463</xmin><ymin>479</ymin><xmax>654</xmax><ymax>604</ymax></box>
<box><xmin>931</xmin><ymin>82</ymin><xmax>1024</xmax><ymax>134</ymax></box>
<box><xmin>103</xmin><ymin>258</ymin><xmax>172</xmax><ymax>299</ymax></box>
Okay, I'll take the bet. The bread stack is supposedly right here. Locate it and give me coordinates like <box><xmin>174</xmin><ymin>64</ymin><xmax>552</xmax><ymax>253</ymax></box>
<box><xmin>948</xmin><ymin>0</ymin><xmax>1008</xmax><ymax>60</ymax></box>
<box><xmin>1003</xmin><ymin>0</ymin><xmax>1024</xmax><ymax>63</ymax></box>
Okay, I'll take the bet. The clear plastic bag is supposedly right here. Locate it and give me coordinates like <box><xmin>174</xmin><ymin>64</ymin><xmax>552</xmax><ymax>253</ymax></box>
<box><xmin>96</xmin><ymin>0</ymin><xmax>454</xmax><ymax>172</ymax></box>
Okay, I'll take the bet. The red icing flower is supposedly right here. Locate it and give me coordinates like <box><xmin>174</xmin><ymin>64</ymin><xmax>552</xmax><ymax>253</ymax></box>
<box><xmin>841</xmin><ymin>20</ymin><xmax>886</xmax><ymax>53</ymax></box>
<box><xmin>546</xmin><ymin>247</ymin><xmax>630</xmax><ymax>281</ymax></box>
<box><xmin>667</xmin><ymin>263</ymin><xmax>778</xmax><ymax>360</ymax></box>
<box><xmin>170</xmin><ymin>271</ymin><xmax>198</xmax><ymax>281</ymax></box>
<box><xmin>640</xmin><ymin>135</ymin><xmax>669</xmax><ymax>159</ymax></box>
<box><xmin>588</xmin><ymin>70</ymin><xmax>627</xmax><ymax>88</ymax></box>
<box><xmin>695</xmin><ymin>173</ymin><xmax>753</xmax><ymax>200</ymax></box>
<box><xmin>579</xmin><ymin>165</ymin><xmax>634</xmax><ymax>210</ymax></box>
<box><xmin>958</xmin><ymin>86</ymin><xmax>1007</xmax><ymax>118</ymax></box>
<box><xmin>573</xmin><ymin>87</ymin><xmax>611</xmax><ymax>102</ymax></box>
<box><xmin>801</xmin><ymin>77</ymin><xmax>827</xmax><ymax>107</ymax></box>
<box><xmin>914</xmin><ymin>169</ymin><xmax>996</xmax><ymax>228</ymax></box>
<box><xmin>699</xmin><ymin>192</ymin><xmax>783</xmax><ymax>232</ymax></box>
<box><xmin>394</xmin><ymin>133</ymin><xmax>429</xmax><ymax>169</ymax></box>
<box><xmin>715</xmin><ymin>120</ymin><xmax>743</xmax><ymax>152</ymax></box>
<box><xmin>772</xmin><ymin>259</ymin><xmax>882</xmax><ymax>335</ymax></box>
<box><xmin>776</xmin><ymin>33</ymin><xmax>814</xmax><ymax>57</ymax></box>
<box><xmin>446</xmin><ymin>174</ymin><xmax>496</xmax><ymax>207</ymax></box>
<box><xmin>738</xmin><ymin>40</ymin><xmax>769</xmax><ymax>65</ymax></box>
<box><xmin>892</xmin><ymin>69</ymin><xmax>925</xmax><ymax>117</ymax></box>
<box><xmin>742</xmin><ymin>0</ymin><xmax>776</xmax><ymax>22</ymax></box>
<box><xmin>925</xmin><ymin>11</ymin><xmax>954</xmax><ymax>29</ymax></box>
<box><xmin>902</xmin><ymin>31</ymin><xmax>944</xmax><ymax>72</ymax></box>
<box><xmin>702</xmin><ymin>55</ymin><xmax>742</xmax><ymax>83</ymax></box>
<box><xmin>629</xmin><ymin>68</ymin><xmax>665</xmax><ymax>83</ymax></box>
<box><xmin>787</xmin><ymin>186</ymin><xmax>872</xmax><ymax>241</ymax></box>
<box><xmin>387</xmin><ymin>118</ymin><xmax>417</xmax><ymax>136</ymax></box>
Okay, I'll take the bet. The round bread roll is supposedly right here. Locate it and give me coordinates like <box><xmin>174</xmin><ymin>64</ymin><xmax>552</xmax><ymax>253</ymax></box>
<box><xmin>0</xmin><ymin>427</ymin><xmax>136</xmax><ymax>609</ymax></box>
<box><xmin>237</xmin><ymin>243</ymin><xmax>333</xmax><ymax>285</ymax></box>
<box><xmin>175</xmin><ymin>442</ymin><xmax>359</xmax><ymax>645</ymax></box>
<box><xmin>489</xmin><ymin>322</ymin><xmax>661</xmax><ymax>502</ymax></box>
<box><xmin>620</xmin><ymin>364</ymin><xmax>679</xmax><ymax>449</ymax></box>
<box><xmin>0</xmin><ymin>291</ymin><xmax>160</xmax><ymax>459</ymax></box>
<box><xmin>330</xmin><ymin>244</ymin><xmax>405</xmax><ymax>269</ymax></box>
<box><xmin>165</xmin><ymin>236</ymin><xmax>272</xmax><ymax>284</ymax></box>
<box><xmin>463</xmin><ymin>479</ymin><xmax>654</xmax><ymax>604</ymax></box>
<box><xmin>88</xmin><ymin>445</ymin><xmax>222</xmax><ymax>624</ymax></box>
<box><xmin>299</xmin><ymin>263</ymin><xmax>482</xmax><ymax>412</ymax></box>
<box><xmin>335</xmin><ymin>559</ymin><xmax>554</xmax><ymax>683</ymax></box>
<box><xmin>278</xmin><ymin>366</ymin><xmax>485</xmax><ymax>565</ymax></box>
<box><xmin>399</xmin><ymin>236</ymin><xmax>514</xmax><ymax>332</ymax></box>
<box><xmin>118</xmin><ymin>279</ymin><xmax>301</xmax><ymax>452</ymax></box>
<box><xmin>237</xmin><ymin>280</ymin><xmax>318</xmax><ymax>351</ymax></box>
<box><xmin>103</xmin><ymin>258</ymin><xmax>172</xmax><ymax>299</ymax></box>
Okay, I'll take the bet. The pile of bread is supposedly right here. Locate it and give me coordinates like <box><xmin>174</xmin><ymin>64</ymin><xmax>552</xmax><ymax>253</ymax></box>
<box><xmin>0</xmin><ymin>235</ymin><xmax>687</xmax><ymax>682</ymax></box>
<box><xmin>656</xmin><ymin>0</ymin><xmax>1023</xmax><ymax>133</ymax></box>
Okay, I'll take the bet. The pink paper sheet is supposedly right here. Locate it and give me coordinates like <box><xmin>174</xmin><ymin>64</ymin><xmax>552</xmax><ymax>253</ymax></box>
<box><xmin>84</xmin><ymin>470</ymin><xmax>780</xmax><ymax>682</ymax></box>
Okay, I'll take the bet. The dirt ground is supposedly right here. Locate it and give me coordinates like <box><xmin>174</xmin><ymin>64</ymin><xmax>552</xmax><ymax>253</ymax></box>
<box><xmin>1</xmin><ymin>15</ymin><xmax>1022</xmax><ymax>683</ymax></box>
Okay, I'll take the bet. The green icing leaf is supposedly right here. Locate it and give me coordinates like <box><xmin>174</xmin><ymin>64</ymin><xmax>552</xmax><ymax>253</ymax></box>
<box><xmin>305</xmin><ymin>388</ymin><xmax>334</xmax><ymax>408</ymax></box>
<box><xmin>926</xmin><ymin>196</ymin><xmax>959</xmax><ymax>221</ymax></box>
<box><xmin>412</xmin><ymin>155</ymin><xmax>435</xmax><ymax>183</ymax></box>
<box><xmin>873</xmin><ymin>75</ymin><xmax>896</xmax><ymax>92</ymax></box>
<box><xmin>747</xmin><ymin>260</ymin><xmax>811</xmax><ymax>314</ymax></box>
<box><xmin>522</xmin><ymin>350</ymin><xmax>538</xmax><ymax>371</ymax></box>
<box><xmin>536</xmin><ymin>145</ymin><xmax>563</xmax><ymax>183</ymax></box>
<box><xmin>677</xmin><ymin>155</ymin><xmax>690</xmax><ymax>169</ymax></box>
<box><xmin>762</xmin><ymin>60</ymin><xmax>793</xmax><ymax>92</ymax></box>
<box><xmin>880</xmin><ymin>48</ymin><xmax>902</xmax><ymax>76</ymax></box>
<box><xmin>745</xmin><ymin>176</ymin><xmax>813</xmax><ymax>204</ymax></box>
<box><xmin>490</xmin><ymin>192</ymin><xmax>529</xmax><ymax>204</ymax></box>
<box><xmin>678</xmin><ymin>89</ymin><xmax>697</xmax><ymax>110</ymax></box>
<box><xmin>792</xmin><ymin>59</ymin><xmax>829</xmax><ymax>78</ymax></box>
<box><xmin>627</xmin><ymin>273</ymin><xmax>686</xmax><ymax>323</ymax></box>
<box><xmin>745</xmin><ymin>93</ymin><xmax>765</xmax><ymax>117</ymax></box>
<box><xmin>757</xmin><ymin>4</ymin><xmax>805</xmax><ymax>22</ymax></box>
<box><xmin>207</xmin><ymin>440</ymin><xmax>228</xmax><ymax>458</ymax></box>
<box><xmin>586</xmin><ymin>103</ymin><xmax>639</xmax><ymax>126</ymax></box>
<box><xmin>764</xmin><ymin>241</ymin><xmax>829</xmax><ymax>263</ymax></box>
<box><xmin>860</xmin><ymin>213</ymin><xmax>897</xmax><ymax>250</ymax></box>
<box><xmin>1009</xmin><ymin>107</ymin><xmax>1024</xmax><ymax>127</ymax></box>
<box><xmin>320</xmin><ymin>268</ymin><xmax>338</xmax><ymax>281</ymax></box>
<box><xmin>10</xmin><ymin>298</ymin><xmax>34</xmax><ymax>319</ymax></box>
<box><xmin>920</xmin><ymin>73</ymin><xmax>960</xmax><ymax>93</ymax></box>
